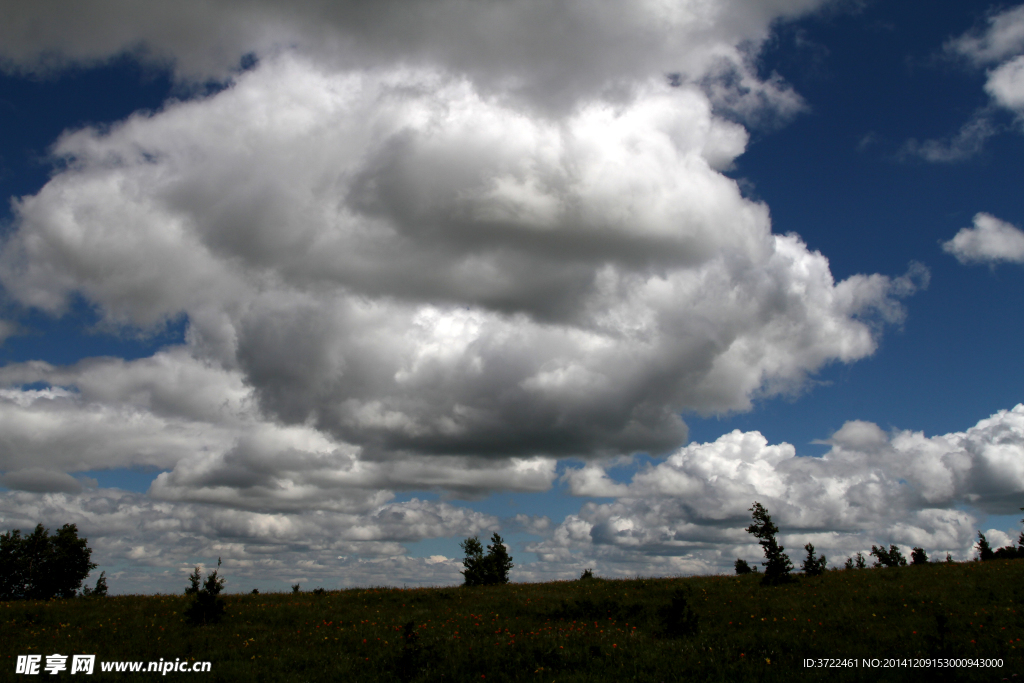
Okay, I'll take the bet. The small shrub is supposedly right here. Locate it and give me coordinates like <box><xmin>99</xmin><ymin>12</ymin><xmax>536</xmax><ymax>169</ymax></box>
<box><xmin>80</xmin><ymin>571</ymin><xmax>107</xmax><ymax>597</ymax></box>
<box><xmin>745</xmin><ymin>502</ymin><xmax>793</xmax><ymax>585</ymax></box>
<box><xmin>184</xmin><ymin>558</ymin><xmax>226</xmax><ymax>626</ymax></box>
<box><xmin>657</xmin><ymin>588</ymin><xmax>699</xmax><ymax>638</ymax></box>
<box><xmin>911</xmin><ymin>547</ymin><xmax>929</xmax><ymax>565</ymax></box>
<box><xmin>251</xmin><ymin>588</ymin><xmax>259</xmax><ymax>595</ymax></box>
<box><xmin>579</xmin><ymin>568</ymin><xmax>595</xmax><ymax>581</ymax></box>
<box><xmin>802</xmin><ymin>543</ymin><xmax>827</xmax><ymax>576</ymax></box>
<box><xmin>397</xmin><ymin>620</ymin><xmax>423</xmax><ymax>682</ymax></box>
<box><xmin>734</xmin><ymin>559</ymin><xmax>753</xmax><ymax>575</ymax></box>
<box><xmin>313</xmin><ymin>587</ymin><xmax>326</xmax><ymax>596</ymax></box>
<box><xmin>945</xmin><ymin>552</ymin><xmax>953</xmax><ymax>563</ymax></box>
<box><xmin>871</xmin><ymin>544</ymin><xmax>907</xmax><ymax>568</ymax></box>
<box><xmin>994</xmin><ymin>545</ymin><xmax>1023</xmax><ymax>560</ymax></box>
<box><xmin>844</xmin><ymin>553</ymin><xmax>867</xmax><ymax>569</ymax></box>
<box><xmin>292</xmin><ymin>583</ymin><xmax>301</xmax><ymax>594</ymax></box>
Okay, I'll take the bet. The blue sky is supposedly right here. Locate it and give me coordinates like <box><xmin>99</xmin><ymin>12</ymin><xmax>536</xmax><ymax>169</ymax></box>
<box><xmin>0</xmin><ymin>0</ymin><xmax>1022</xmax><ymax>593</ymax></box>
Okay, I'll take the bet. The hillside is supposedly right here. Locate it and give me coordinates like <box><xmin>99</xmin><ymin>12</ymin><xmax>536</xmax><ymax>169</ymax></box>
<box><xmin>3</xmin><ymin>560</ymin><xmax>1023</xmax><ymax>681</ymax></box>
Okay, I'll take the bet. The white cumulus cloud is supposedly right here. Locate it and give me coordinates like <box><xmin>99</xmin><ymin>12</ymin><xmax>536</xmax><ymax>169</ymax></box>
<box><xmin>535</xmin><ymin>404</ymin><xmax>1024</xmax><ymax>579</ymax></box>
<box><xmin>0</xmin><ymin>54</ymin><xmax>926</xmax><ymax>466</ymax></box>
<box><xmin>943</xmin><ymin>212</ymin><xmax>1024</xmax><ymax>265</ymax></box>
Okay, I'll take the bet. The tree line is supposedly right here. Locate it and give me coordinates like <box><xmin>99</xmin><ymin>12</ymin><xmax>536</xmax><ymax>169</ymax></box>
<box><xmin>734</xmin><ymin>503</ymin><xmax>1024</xmax><ymax>584</ymax></box>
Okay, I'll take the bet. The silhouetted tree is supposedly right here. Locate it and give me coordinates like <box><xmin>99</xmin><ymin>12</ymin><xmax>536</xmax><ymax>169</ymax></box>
<box><xmin>745</xmin><ymin>502</ymin><xmax>793</xmax><ymax>585</ymax></box>
<box><xmin>975</xmin><ymin>532</ymin><xmax>994</xmax><ymax>561</ymax></box>
<box><xmin>802</xmin><ymin>543</ymin><xmax>827</xmax><ymax>576</ymax></box>
<box><xmin>871</xmin><ymin>544</ymin><xmax>907</xmax><ymax>568</ymax></box>
<box><xmin>80</xmin><ymin>571</ymin><xmax>108</xmax><ymax>597</ymax></box>
<box><xmin>184</xmin><ymin>558</ymin><xmax>226</xmax><ymax>625</ymax></box>
<box><xmin>0</xmin><ymin>524</ymin><xmax>96</xmax><ymax>600</ymax></box>
<box><xmin>461</xmin><ymin>533</ymin><xmax>514</xmax><ymax>586</ymax></box>
<box><xmin>911</xmin><ymin>547</ymin><xmax>929</xmax><ymax>565</ymax></box>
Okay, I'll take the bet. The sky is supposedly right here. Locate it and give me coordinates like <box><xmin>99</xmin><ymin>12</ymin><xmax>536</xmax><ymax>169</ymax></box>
<box><xmin>0</xmin><ymin>0</ymin><xmax>1022</xmax><ymax>594</ymax></box>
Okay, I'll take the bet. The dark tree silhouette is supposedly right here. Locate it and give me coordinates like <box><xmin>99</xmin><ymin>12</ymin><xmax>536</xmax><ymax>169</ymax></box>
<box><xmin>460</xmin><ymin>532</ymin><xmax>514</xmax><ymax>586</ymax></box>
<box><xmin>802</xmin><ymin>543</ymin><xmax>827</xmax><ymax>576</ymax></box>
<box><xmin>745</xmin><ymin>502</ymin><xmax>793</xmax><ymax>585</ymax></box>
<box><xmin>0</xmin><ymin>524</ymin><xmax>96</xmax><ymax>600</ymax></box>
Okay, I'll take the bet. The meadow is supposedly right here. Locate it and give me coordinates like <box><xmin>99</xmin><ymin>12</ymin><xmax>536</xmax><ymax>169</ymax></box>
<box><xmin>2</xmin><ymin>560</ymin><xmax>1022</xmax><ymax>682</ymax></box>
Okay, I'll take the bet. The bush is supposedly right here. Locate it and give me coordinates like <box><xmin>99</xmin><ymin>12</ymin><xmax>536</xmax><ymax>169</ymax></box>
<box><xmin>292</xmin><ymin>584</ymin><xmax>301</xmax><ymax>594</ymax></box>
<box><xmin>0</xmin><ymin>523</ymin><xmax>96</xmax><ymax>600</ymax></box>
<box><xmin>734</xmin><ymin>558</ymin><xmax>753</xmax><ymax>575</ymax></box>
<box><xmin>993</xmin><ymin>545</ymin><xmax>1023</xmax><ymax>559</ymax></box>
<box><xmin>802</xmin><ymin>543</ymin><xmax>827</xmax><ymax>576</ymax></box>
<box><xmin>844</xmin><ymin>552</ymin><xmax>867</xmax><ymax>570</ymax></box>
<box><xmin>657</xmin><ymin>588</ymin><xmax>699</xmax><ymax>638</ymax></box>
<box><xmin>911</xmin><ymin>547</ymin><xmax>929</xmax><ymax>565</ymax></box>
<box><xmin>579</xmin><ymin>568</ymin><xmax>595</xmax><ymax>581</ymax></box>
<box><xmin>80</xmin><ymin>571</ymin><xmax>108</xmax><ymax>598</ymax></box>
<box><xmin>745</xmin><ymin>502</ymin><xmax>793</xmax><ymax>585</ymax></box>
<box><xmin>871</xmin><ymin>544</ymin><xmax>907</xmax><ymax>568</ymax></box>
<box><xmin>183</xmin><ymin>558</ymin><xmax>226</xmax><ymax>626</ymax></box>
<box><xmin>460</xmin><ymin>533</ymin><xmax>514</xmax><ymax>586</ymax></box>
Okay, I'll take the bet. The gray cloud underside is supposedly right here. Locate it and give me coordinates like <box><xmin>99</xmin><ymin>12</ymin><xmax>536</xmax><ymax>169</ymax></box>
<box><xmin>0</xmin><ymin>0</ymin><xmax>825</xmax><ymax>115</ymax></box>
<box><xmin>1</xmin><ymin>405</ymin><xmax>1020</xmax><ymax>591</ymax></box>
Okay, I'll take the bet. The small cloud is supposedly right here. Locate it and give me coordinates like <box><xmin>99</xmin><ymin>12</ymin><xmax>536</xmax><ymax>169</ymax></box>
<box><xmin>901</xmin><ymin>113</ymin><xmax>999</xmax><ymax>163</ymax></box>
<box><xmin>856</xmin><ymin>131</ymin><xmax>878</xmax><ymax>152</ymax></box>
<box><xmin>0</xmin><ymin>468</ymin><xmax>84</xmax><ymax>493</ymax></box>
<box><xmin>0</xmin><ymin>319</ymin><xmax>19</xmax><ymax>344</ymax></box>
<box><xmin>946</xmin><ymin>5</ymin><xmax>1024</xmax><ymax>66</ymax></box>
<box><xmin>942</xmin><ymin>212</ymin><xmax>1024</xmax><ymax>265</ymax></box>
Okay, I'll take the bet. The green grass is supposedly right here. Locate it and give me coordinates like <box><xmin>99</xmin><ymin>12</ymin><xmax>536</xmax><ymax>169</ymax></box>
<box><xmin>2</xmin><ymin>560</ymin><xmax>1023</xmax><ymax>681</ymax></box>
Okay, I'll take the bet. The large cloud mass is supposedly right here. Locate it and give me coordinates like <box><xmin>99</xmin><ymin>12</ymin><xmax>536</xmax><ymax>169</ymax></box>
<box><xmin>0</xmin><ymin>54</ymin><xmax>924</xmax><ymax>466</ymax></box>
<box><xmin>0</xmin><ymin>0</ymin><xmax>970</xmax><ymax>591</ymax></box>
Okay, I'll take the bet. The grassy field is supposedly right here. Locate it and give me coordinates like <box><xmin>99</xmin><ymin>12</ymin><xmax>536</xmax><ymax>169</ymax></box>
<box><xmin>2</xmin><ymin>560</ymin><xmax>1023</xmax><ymax>682</ymax></box>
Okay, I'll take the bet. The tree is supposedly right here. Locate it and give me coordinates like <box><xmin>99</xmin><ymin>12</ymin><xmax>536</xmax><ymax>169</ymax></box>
<box><xmin>80</xmin><ymin>572</ymin><xmax>108</xmax><ymax>597</ymax></box>
<box><xmin>184</xmin><ymin>558</ymin><xmax>226</xmax><ymax>625</ymax></box>
<box><xmin>734</xmin><ymin>558</ymin><xmax>753</xmax><ymax>575</ymax></box>
<box><xmin>911</xmin><ymin>547</ymin><xmax>929</xmax><ymax>565</ymax></box>
<box><xmin>0</xmin><ymin>524</ymin><xmax>96</xmax><ymax>600</ymax></box>
<box><xmin>802</xmin><ymin>543</ymin><xmax>827</xmax><ymax>576</ymax></box>
<box><xmin>745</xmin><ymin>502</ymin><xmax>793</xmax><ymax>585</ymax></box>
<box><xmin>975</xmin><ymin>532</ymin><xmax>994</xmax><ymax>561</ymax></box>
<box><xmin>460</xmin><ymin>532</ymin><xmax>513</xmax><ymax>586</ymax></box>
<box><xmin>870</xmin><ymin>544</ymin><xmax>907</xmax><ymax>568</ymax></box>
